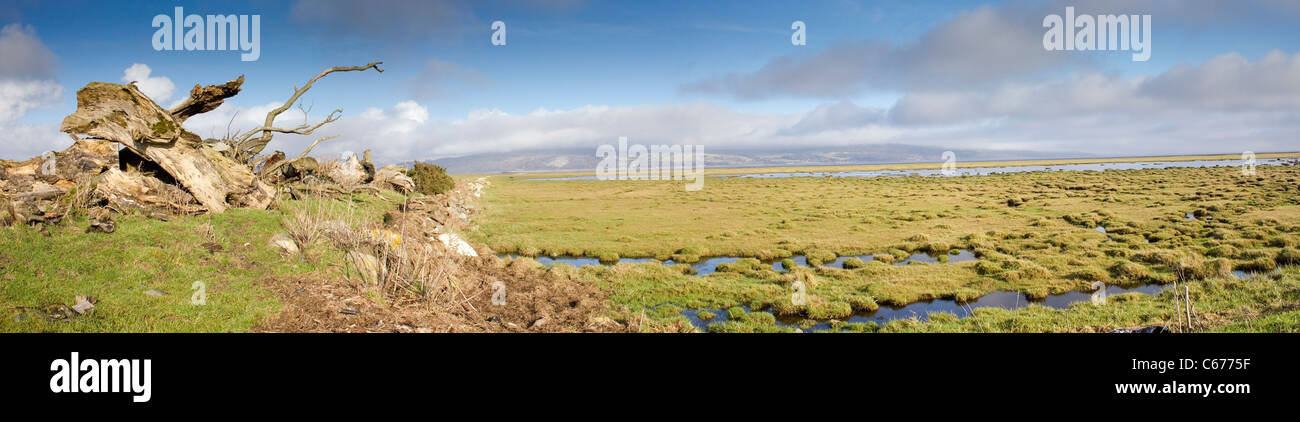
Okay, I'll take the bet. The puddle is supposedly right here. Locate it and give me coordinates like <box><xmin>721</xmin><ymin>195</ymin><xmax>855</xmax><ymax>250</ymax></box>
<box><xmin>1232</xmin><ymin>269</ymin><xmax>1281</xmax><ymax>279</ymax></box>
<box><xmin>528</xmin><ymin>158</ymin><xmax>1294</xmax><ymax>181</ymax></box>
<box><xmin>501</xmin><ymin>249</ymin><xmax>976</xmax><ymax>275</ymax></box>
<box><xmin>681</xmin><ymin>267</ymin><xmax>1288</xmax><ymax>332</ymax></box>
<box><xmin>682</xmin><ymin>283</ymin><xmax>1170</xmax><ymax>332</ymax></box>
<box><xmin>1095</xmin><ymin>226</ymin><xmax>1107</xmax><ymax>234</ymax></box>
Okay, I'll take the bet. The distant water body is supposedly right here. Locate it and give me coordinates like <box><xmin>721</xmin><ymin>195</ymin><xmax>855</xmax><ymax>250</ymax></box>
<box><xmin>528</xmin><ymin>158</ymin><xmax>1297</xmax><ymax>181</ymax></box>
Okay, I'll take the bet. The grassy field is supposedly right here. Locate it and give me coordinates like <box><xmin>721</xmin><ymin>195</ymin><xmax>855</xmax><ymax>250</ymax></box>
<box><xmin>5</xmin><ymin>155</ymin><xmax>1298</xmax><ymax>333</ymax></box>
<box><xmin>474</xmin><ymin>159</ymin><xmax>1300</xmax><ymax>332</ymax></box>
<box><xmin>0</xmin><ymin>192</ymin><xmax>399</xmax><ymax>332</ymax></box>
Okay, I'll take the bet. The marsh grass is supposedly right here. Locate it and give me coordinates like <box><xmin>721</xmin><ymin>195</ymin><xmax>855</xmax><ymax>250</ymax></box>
<box><xmin>478</xmin><ymin>163</ymin><xmax>1300</xmax><ymax>332</ymax></box>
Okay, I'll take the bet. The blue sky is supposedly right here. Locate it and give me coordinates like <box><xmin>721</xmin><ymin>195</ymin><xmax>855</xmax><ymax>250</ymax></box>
<box><xmin>3</xmin><ymin>0</ymin><xmax>1300</xmax><ymax>164</ymax></box>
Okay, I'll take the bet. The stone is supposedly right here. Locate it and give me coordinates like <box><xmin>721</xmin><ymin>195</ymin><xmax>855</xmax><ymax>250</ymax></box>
<box><xmin>437</xmin><ymin>232</ymin><xmax>478</xmax><ymax>257</ymax></box>
<box><xmin>269</xmin><ymin>233</ymin><xmax>300</xmax><ymax>255</ymax></box>
<box><xmin>345</xmin><ymin>250</ymin><xmax>381</xmax><ymax>285</ymax></box>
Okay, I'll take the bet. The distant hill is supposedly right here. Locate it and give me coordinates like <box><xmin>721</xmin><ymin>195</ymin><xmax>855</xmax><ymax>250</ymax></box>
<box><xmin>426</xmin><ymin>144</ymin><xmax>1094</xmax><ymax>174</ymax></box>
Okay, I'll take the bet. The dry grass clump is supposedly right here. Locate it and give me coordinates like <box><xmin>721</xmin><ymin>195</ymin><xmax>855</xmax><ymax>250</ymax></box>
<box><xmin>1277</xmin><ymin>248</ymin><xmax>1300</xmax><ymax>266</ymax></box>
<box><xmin>803</xmin><ymin>249</ymin><xmax>837</xmax><ymax>266</ymax></box>
<box><xmin>1108</xmin><ymin>261</ymin><xmax>1151</xmax><ymax>282</ymax></box>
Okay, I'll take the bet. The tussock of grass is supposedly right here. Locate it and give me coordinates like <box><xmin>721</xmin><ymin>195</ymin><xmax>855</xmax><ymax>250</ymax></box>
<box><xmin>478</xmin><ymin>163</ymin><xmax>1300</xmax><ymax>332</ymax></box>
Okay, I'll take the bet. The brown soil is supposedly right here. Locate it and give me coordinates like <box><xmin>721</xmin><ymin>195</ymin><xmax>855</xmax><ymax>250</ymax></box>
<box><xmin>252</xmin><ymin>255</ymin><xmax>619</xmax><ymax>333</ymax></box>
<box><xmin>253</xmin><ymin>179</ymin><xmax>622</xmax><ymax>333</ymax></box>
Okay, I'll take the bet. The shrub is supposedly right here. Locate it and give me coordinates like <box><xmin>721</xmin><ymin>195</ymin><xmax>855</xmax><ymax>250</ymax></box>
<box><xmin>1237</xmin><ymin>257</ymin><xmax>1277</xmax><ymax>272</ymax></box>
<box><xmin>670</xmin><ymin>245</ymin><xmax>708</xmax><ymax>264</ymax></box>
<box><xmin>923</xmin><ymin>241</ymin><xmax>951</xmax><ymax>254</ymax></box>
<box><xmin>1268</xmin><ymin>235</ymin><xmax>1298</xmax><ymax>248</ymax></box>
<box><xmin>974</xmin><ymin>260</ymin><xmax>1003</xmax><ymax>275</ymax></box>
<box><xmin>844</xmin><ymin>295</ymin><xmax>879</xmax><ymax>312</ymax></box>
<box><xmin>407</xmin><ymin>162</ymin><xmax>455</xmax><ymax>196</ymax></box>
<box><xmin>1205</xmin><ymin>245</ymin><xmax>1238</xmax><ymax>258</ymax></box>
<box><xmin>715</xmin><ymin>258</ymin><xmax>764</xmax><ymax>274</ymax></box>
<box><xmin>807</xmin><ymin>301</ymin><xmax>853</xmax><ymax>320</ymax></box>
<box><xmin>1277</xmin><ymin>248</ymin><xmax>1300</xmax><ymax>266</ymax></box>
<box><xmin>1201</xmin><ymin>258</ymin><xmax>1233</xmax><ymax>279</ymax></box>
<box><xmin>1109</xmin><ymin>261</ymin><xmax>1149</xmax><ymax>281</ymax></box>
<box><xmin>805</xmin><ymin>249</ymin><xmax>837</xmax><ymax>266</ymax></box>
<box><xmin>1130</xmin><ymin>249</ymin><xmax>1180</xmax><ymax>266</ymax></box>
<box><xmin>1067</xmin><ymin>267</ymin><xmax>1111</xmax><ymax>283</ymax></box>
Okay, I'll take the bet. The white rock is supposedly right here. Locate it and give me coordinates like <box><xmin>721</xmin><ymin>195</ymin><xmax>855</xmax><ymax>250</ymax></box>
<box><xmin>437</xmin><ymin>232</ymin><xmax>478</xmax><ymax>257</ymax></box>
<box><xmin>328</xmin><ymin>155</ymin><xmax>366</xmax><ymax>186</ymax></box>
<box><xmin>269</xmin><ymin>233</ymin><xmax>300</xmax><ymax>255</ymax></box>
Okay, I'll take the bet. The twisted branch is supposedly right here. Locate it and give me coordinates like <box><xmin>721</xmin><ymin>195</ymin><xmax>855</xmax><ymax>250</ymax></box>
<box><xmin>232</xmin><ymin>61</ymin><xmax>383</xmax><ymax>162</ymax></box>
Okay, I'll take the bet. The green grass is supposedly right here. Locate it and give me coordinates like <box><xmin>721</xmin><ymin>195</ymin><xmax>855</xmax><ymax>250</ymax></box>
<box><xmin>0</xmin><ymin>192</ymin><xmax>400</xmax><ymax>332</ymax></box>
<box><xmin>478</xmin><ymin>162</ymin><xmax>1300</xmax><ymax>332</ymax></box>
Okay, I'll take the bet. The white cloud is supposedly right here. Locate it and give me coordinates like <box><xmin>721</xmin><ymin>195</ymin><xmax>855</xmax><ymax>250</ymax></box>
<box><xmin>393</xmin><ymin>101</ymin><xmax>428</xmax><ymax>124</ymax></box>
<box><xmin>0</xmin><ymin>79</ymin><xmax>61</xmax><ymax>124</ymax></box>
<box><xmin>891</xmin><ymin>50</ymin><xmax>1300</xmax><ymax>125</ymax></box>
<box><xmin>121</xmin><ymin>63</ymin><xmax>175</xmax><ymax>104</ymax></box>
<box><xmin>0</xmin><ymin>24</ymin><xmax>57</xmax><ymax>79</ymax></box>
<box><xmin>0</xmin><ymin>122</ymin><xmax>76</xmax><ymax>159</ymax></box>
<box><xmin>0</xmin><ymin>23</ymin><xmax>67</xmax><ymax>160</ymax></box>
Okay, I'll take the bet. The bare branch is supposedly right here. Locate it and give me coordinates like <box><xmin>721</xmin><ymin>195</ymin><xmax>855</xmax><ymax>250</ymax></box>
<box><xmin>169</xmin><ymin>76</ymin><xmax>245</xmax><ymax>123</ymax></box>
<box><xmin>235</xmin><ymin>109</ymin><xmax>343</xmax><ymax>144</ymax></box>
<box><xmin>234</xmin><ymin>62</ymin><xmax>383</xmax><ymax>161</ymax></box>
<box><xmin>296</xmin><ymin>135</ymin><xmax>339</xmax><ymax>160</ymax></box>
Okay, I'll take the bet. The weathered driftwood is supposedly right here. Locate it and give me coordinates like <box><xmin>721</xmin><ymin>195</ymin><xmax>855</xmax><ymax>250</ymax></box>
<box><xmin>257</xmin><ymin>135</ymin><xmax>338</xmax><ymax>178</ymax></box>
<box><xmin>169</xmin><ymin>76</ymin><xmax>244</xmax><ymax>123</ymax></box>
<box><xmin>60</xmin><ymin>82</ymin><xmax>275</xmax><ymax>213</ymax></box>
<box><xmin>91</xmin><ymin>168</ymin><xmax>203</xmax><ymax>215</ymax></box>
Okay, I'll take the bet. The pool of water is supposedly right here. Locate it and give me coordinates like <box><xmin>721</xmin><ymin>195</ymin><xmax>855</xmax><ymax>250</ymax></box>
<box><xmin>682</xmin><ymin>283</ymin><xmax>1170</xmax><ymax>332</ymax></box>
<box><xmin>528</xmin><ymin>158</ymin><xmax>1296</xmax><ymax>181</ymax></box>
<box><xmin>501</xmin><ymin>249</ymin><xmax>977</xmax><ymax>275</ymax></box>
<box><xmin>679</xmin><ymin>266</ymin><xmax>1287</xmax><ymax>332</ymax></box>
<box><xmin>1231</xmin><ymin>269</ymin><xmax>1281</xmax><ymax>279</ymax></box>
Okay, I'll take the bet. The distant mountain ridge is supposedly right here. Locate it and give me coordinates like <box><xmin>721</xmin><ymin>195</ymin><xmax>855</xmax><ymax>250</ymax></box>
<box><xmin>425</xmin><ymin>144</ymin><xmax>1095</xmax><ymax>174</ymax></box>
